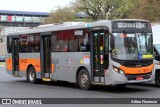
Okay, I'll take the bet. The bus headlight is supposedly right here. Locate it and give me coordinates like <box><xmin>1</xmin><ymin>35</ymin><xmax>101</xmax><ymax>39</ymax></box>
<box><xmin>113</xmin><ymin>66</ymin><xmax>125</xmax><ymax>76</ymax></box>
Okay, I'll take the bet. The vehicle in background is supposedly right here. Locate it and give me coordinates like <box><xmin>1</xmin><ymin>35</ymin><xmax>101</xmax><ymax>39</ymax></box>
<box><xmin>5</xmin><ymin>19</ymin><xmax>154</xmax><ymax>90</ymax></box>
<box><xmin>0</xmin><ymin>55</ymin><xmax>5</xmax><ymax>62</ymax></box>
<box><xmin>152</xmin><ymin>24</ymin><xmax>160</xmax><ymax>87</ymax></box>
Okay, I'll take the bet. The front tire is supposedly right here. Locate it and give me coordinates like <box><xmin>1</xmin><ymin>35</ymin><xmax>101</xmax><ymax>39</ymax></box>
<box><xmin>78</xmin><ymin>69</ymin><xmax>91</xmax><ymax>90</ymax></box>
<box><xmin>27</xmin><ymin>67</ymin><xmax>37</xmax><ymax>84</ymax></box>
<box><xmin>155</xmin><ymin>74</ymin><xmax>160</xmax><ymax>87</ymax></box>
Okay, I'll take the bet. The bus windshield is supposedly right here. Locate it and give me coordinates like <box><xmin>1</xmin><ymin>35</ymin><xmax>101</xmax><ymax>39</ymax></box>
<box><xmin>112</xmin><ymin>33</ymin><xmax>153</xmax><ymax>60</ymax></box>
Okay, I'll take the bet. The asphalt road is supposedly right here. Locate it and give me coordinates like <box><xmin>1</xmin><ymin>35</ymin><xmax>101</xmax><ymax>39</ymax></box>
<box><xmin>0</xmin><ymin>65</ymin><xmax>160</xmax><ymax>107</ymax></box>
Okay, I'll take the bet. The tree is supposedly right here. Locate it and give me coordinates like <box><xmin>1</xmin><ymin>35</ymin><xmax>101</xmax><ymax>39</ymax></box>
<box><xmin>72</xmin><ymin>0</ymin><xmax>123</xmax><ymax>20</ymax></box>
<box><xmin>72</xmin><ymin>0</ymin><xmax>160</xmax><ymax>22</ymax></box>
<box><xmin>44</xmin><ymin>6</ymin><xmax>76</xmax><ymax>24</ymax></box>
<box><xmin>45</xmin><ymin>0</ymin><xmax>160</xmax><ymax>23</ymax></box>
<box><xmin>129</xmin><ymin>0</ymin><xmax>160</xmax><ymax>22</ymax></box>
<box><xmin>115</xmin><ymin>0</ymin><xmax>136</xmax><ymax>19</ymax></box>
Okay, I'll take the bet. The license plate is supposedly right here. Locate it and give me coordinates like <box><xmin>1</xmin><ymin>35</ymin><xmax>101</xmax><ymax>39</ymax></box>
<box><xmin>136</xmin><ymin>76</ymin><xmax>143</xmax><ymax>80</ymax></box>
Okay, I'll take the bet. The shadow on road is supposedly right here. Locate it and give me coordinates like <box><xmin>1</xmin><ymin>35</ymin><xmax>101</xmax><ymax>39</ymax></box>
<box><xmin>130</xmin><ymin>82</ymin><xmax>159</xmax><ymax>88</ymax></box>
<box><xmin>90</xmin><ymin>85</ymin><xmax>149</xmax><ymax>93</ymax></box>
<box><xmin>12</xmin><ymin>79</ymin><xmax>153</xmax><ymax>94</ymax></box>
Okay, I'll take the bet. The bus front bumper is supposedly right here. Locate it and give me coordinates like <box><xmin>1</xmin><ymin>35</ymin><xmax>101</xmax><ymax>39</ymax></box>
<box><xmin>110</xmin><ymin>70</ymin><xmax>155</xmax><ymax>84</ymax></box>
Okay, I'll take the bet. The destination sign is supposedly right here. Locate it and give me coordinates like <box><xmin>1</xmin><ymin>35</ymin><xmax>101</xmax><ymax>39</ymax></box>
<box><xmin>113</xmin><ymin>21</ymin><xmax>150</xmax><ymax>29</ymax></box>
<box><xmin>118</xmin><ymin>23</ymin><xmax>145</xmax><ymax>28</ymax></box>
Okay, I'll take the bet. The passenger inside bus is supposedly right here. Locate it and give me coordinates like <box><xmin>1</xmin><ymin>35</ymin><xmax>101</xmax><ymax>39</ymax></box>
<box><xmin>63</xmin><ymin>44</ymin><xmax>68</xmax><ymax>52</ymax></box>
<box><xmin>21</xmin><ymin>44</ymin><xmax>29</xmax><ymax>52</ymax></box>
<box><xmin>79</xmin><ymin>37</ymin><xmax>90</xmax><ymax>52</ymax></box>
<box><xmin>55</xmin><ymin>44</ymin><xmax>61</xmax><ymax>51</ymax></box>
<box><xmin>35</xmin><ymin>45</ymin><xmax>40</xmax><ymax>52</ymax></box>
<box><xmin>128</xmin><ymin>42</ymin><xmax>137</xmax><ymax>54</ymax></box>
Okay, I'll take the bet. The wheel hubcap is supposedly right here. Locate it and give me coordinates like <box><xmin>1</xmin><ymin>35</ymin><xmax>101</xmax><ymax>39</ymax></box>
<box><xmin>29</xmin><ymin>70</ymin><xmax>34</xmax><ymax>81</ymax></box>
<box><xmin>81</xmin><ymin>74</ymin><xmax>88</xmax><ymax>86</ymax></box>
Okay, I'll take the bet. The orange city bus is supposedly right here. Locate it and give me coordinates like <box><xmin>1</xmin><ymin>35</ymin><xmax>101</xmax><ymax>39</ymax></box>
<box><xmin>5</xmin><ymin>19</ymin><xmax>155</xmax><ymax>90</ymax></box>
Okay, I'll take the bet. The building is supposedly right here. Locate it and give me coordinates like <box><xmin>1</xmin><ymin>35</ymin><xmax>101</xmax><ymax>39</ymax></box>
<box><xmin>0</xmin><ymin>10</ymin><xmax>49</xmax><ymax>55</ymax></box>
<box><xmin>0</xmin><ymin>10</ymin><xmax>49</xmax><ymax>27</ymax></box>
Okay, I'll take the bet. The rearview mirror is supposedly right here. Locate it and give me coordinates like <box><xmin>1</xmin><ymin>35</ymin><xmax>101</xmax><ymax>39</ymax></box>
<box><xmin>155</xmin><ymin>55</ymin><xmax>160</xmax><ymax>61</ymax></box>
<box><xmin>153</xmin><ymin>52</ymin><xmax>156</xmax><ymax>58</ymax></box>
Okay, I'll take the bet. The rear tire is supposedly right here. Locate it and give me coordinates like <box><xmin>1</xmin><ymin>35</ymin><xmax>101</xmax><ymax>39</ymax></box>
<box><xmin>155</xmin><ymin>74</ymin><xmax>160</xmax><ymax>87</ymax></box>
<box><xmin>27</xmin><ymin>67</ymin><xmax>37</xmax><ymax>84</ymax></box>
<box><xmin>78</xmin><ymin>69</ymin><xmax>91</xmax><ymax>90</ymax></box>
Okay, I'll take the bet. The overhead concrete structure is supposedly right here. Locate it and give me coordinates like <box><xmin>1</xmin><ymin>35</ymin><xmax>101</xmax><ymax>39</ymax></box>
<box><xmin>0</xmin><ymin>10</ymin><xmax>49</xmax><ymax>27</ymax></box>
<box><xmin>0</xmin><ymin>10</ymin><xmax>49</xmax><ymax>55</ymax></box>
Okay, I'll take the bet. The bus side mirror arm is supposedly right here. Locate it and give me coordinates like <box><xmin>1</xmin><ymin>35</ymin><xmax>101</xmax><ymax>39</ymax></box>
<box><xmin>109</xmin><ymin>48</ymin><xmax>114</xmax><ymax>53</ymax></box>
<box><xmin>153</xmin><ymin>52</ymin><xmax>156</xmax><ymax>58</ymax></box>
<box><xmin>109</xmin><ymin>34</ymin><xmax>115</xmax><ymax>53</ymax></box>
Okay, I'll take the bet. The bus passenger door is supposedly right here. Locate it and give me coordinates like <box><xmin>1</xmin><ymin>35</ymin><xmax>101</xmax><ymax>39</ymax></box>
<box><xmin>12</xmin><ymin>38</ymin><xmax>20</xmax><ymax>76</ymax></box>
<box><xmin>91</xmin><ymin>29</ymin><xmax>109</xmax><ymax>83</ymax></box>
<box><xmin>41</xmin><ymin>35</ymin><xmax>52</xmax><ymax>81</ymax></box>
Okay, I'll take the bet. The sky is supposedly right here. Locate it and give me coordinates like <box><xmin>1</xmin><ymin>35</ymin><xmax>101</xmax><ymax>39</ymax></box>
<box><xmin>0</xmin><ymin>0</ymin><xmax>74</xmax><ymax>12</ymax></box>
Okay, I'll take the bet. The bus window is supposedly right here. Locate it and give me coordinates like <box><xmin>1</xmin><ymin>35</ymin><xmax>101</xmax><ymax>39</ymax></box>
<box><xmin>52</xmin><ymin>30</ymin><xmax>75</xmax><ymax>52</ymax></box>
<box><xmin>63</xmin><ymin>43</ymin><xmax>68</xmax><ymax>52</ymax></box>
<box><xmin>19</xmin><ymin>34</ymin><xmax>40</xmax><ymax>53</ymax></box>
<box><xmin>51</xmin><ymin>32</ymin><xmax>57</xmax><ymax>52</ymax></box>
<box><xmin>34</xmin><ymin>35</ymin><xmax>40</xmax><ymax>52</ymax></box>
<box><xmin>29</xmin><ymin>34</ymin><xmax>40</xmax><ymax>52</ymax></box>
<box><xmin>69</xmin><ymin>30</ymin><xmax>78</xmax><ymax>52</ymax></box>
<box><xmin>79</xmin><ymin>32</ymin><xmax>90</xmax><ymax>52</ymax></box>
<box><xmin>69</xmin><ymin>38</ymin><xmax>78</xmax><ymax>52</ymax></box>
<box><xmin>29</xmin><ymin>34</ymin><xmax>35</xmax><ymax>52</ymax></box>
<box><xmin>7</xmin><ymin>36</ymin><xmax>12</xmax><ymax>53</ymax></box>
<box><xmin>51</xmin><ymin>30</ymin><xmax>90</xmax><ymax>52</ymax></box>
<box><xmin>20</xmin><ymin>35</ymin><xmax>29</xmax><ymax>53</ymax></box>
<box><xmin>51</xmin><ymin>32</ymin><xmax>63</xmax><ymax>52</ymax></box>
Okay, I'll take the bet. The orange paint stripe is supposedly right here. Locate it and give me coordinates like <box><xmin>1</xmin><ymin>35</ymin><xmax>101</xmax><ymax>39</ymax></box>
<box><xmin>6</xmin><ymin>58</ymin><xmax>55</xmax><ymax>74</ymax></box>
<box><xmin>120</xmin><ymin>64</ymin><xmax>154</xmax><ymax>75</ymax></box>
<box><xmin>19</xmin><ymin>58</ymin><xmax>41</xmax><ymax>72</ymax></box>
<box><xmin>6</xmin><ymin>58</ymin><xmax>12</xmax><ymax>71</ymax></box>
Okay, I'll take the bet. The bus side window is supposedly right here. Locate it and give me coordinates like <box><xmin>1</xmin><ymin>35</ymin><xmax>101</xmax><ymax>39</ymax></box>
<box><xmin>29</xmin><ymin>34</ymin><xmax>35</xmax><ymax>52</ymax></box>
<box><xmin>69</xmin><ymin>31</ymin><xmax>78</xmax><ymax>52</ymax></box>
<box><xmin>51</xmin><ymin>30</ymin><xmax>89</xmax><ymax>52</ymax></box>
<box><xmin>55</xmin><ymin>44</ymin><xmax>61</xmax><ymax>52</ymax></box>
<box><xmin>63</xmin><ymin>44</ymin><xmax>68</xmax><ymax>52</ymax></box>
<box><xmin>51</xmin><ymin>32</ymin><xmax>57</xmax><ymax>52</ymax></box>
<box><xmin>79</xmin><ymin>32</ymin><xmax>90</xmax><ymax>52</ymax></box>
<box><xmin>7</xmin><ymin>36</ymin><xmax>12</xmax><ymax>53</ymax></box>
<box><xmin>20</xmin><ymin>35</ymin><xmax>29</xmax><ymax>53</ymax></box>
<box><xmin>35</xmin><ymin>45</ymin><xmax>40</xmax><ymax>52</ymax></box>
<box><xmin>34</xmin><ymin>34</ymin><xmax>40</xmax><ymax>52</ymax></box>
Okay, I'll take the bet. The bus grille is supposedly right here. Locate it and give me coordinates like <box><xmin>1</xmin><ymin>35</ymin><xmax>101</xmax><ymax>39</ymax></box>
<box><xmin>126</xmin><ymin>73</ymin><xmax>152</xmax><ymax>81</ymax></box>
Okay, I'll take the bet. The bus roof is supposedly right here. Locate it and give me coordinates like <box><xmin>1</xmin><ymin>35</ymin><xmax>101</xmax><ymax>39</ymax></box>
<box><xmin>7</xmin><ymin>19</ymin><xmax>149</xmax><ymax>36</ymax></box>
<box><xmin>115</xmin><ymin>19</ymin><xmax>149</xmax><ymax>22</ymax></box>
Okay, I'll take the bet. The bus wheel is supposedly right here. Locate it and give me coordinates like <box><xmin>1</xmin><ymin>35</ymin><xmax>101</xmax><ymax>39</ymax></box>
<box><xmin>78</xmin><ymin>69</ymin><xmax>91</xmax><ymax>90</ymax></box>
<box><xmin>155</xmin><ymin>74</ymin><xmax>160</xmax><ymax>87</ymax></box>
<box><xmin>27</xmin><ymin>67</ymin><xmax>37</xmax><ymax>84</ymax></box>
<box><xmin>115</xmin><ymin>84</ymin><xmax>126</xmax><ymax>88</ymax></box>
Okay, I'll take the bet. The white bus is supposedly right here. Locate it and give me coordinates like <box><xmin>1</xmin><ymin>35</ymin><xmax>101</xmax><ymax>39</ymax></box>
<box><xmin>6</xmin><ymin>19</ymin><xmax>155</xmax><ymax>89</ymax></box>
